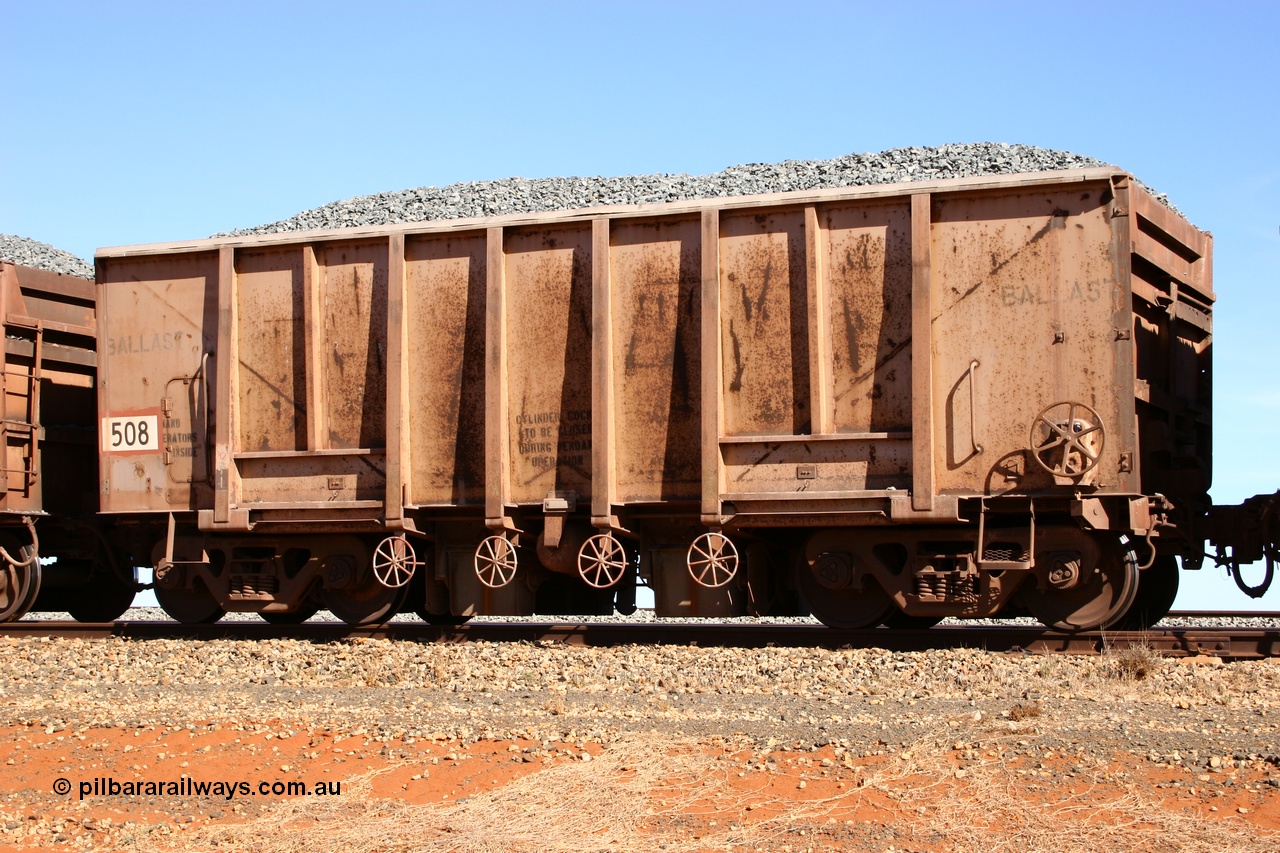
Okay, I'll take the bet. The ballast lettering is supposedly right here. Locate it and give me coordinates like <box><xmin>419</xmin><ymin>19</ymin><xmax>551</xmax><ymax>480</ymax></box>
<box><xmin>999</xmin><ymin>280</ymin><xmax>1101</xmax><ymax>308</ymax></box>
<box><xmin>106</xmin><ymin>331</ymin><xmax>182</xmax><ymax>356</ymax></box>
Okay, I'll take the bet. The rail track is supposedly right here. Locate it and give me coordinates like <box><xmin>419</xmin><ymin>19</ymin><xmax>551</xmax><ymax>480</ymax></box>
<box><xmin>4</xmin><ymin>615</ymin><xmax>1278</xmax><ymax>660</ymax></box>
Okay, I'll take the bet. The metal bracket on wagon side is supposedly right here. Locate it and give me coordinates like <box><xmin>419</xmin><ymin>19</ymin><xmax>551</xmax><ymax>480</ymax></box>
<box><xmin>197</xmin><ymin>508</ymin><xmax>252</xmax><ymax>531</ymax></box>
<box><xmin>889</xmin><ymin>493</ymin><xmax>962</xmax><ymax>523</ymax></box>
<box><xmin>541</xmin><ymin>491</ymin><xmax>577</xmax><ymax>549</ymax></box>
<box><xmin>976</xmin><ymin>500</ymin><xmax>1033</xmax><ymax>571</ymax></box>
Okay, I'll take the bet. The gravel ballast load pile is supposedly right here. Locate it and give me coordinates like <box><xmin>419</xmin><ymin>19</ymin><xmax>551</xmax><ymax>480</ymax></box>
<box><xmin>3</xmin><ymin>143</ymin><xmax>1170</xmax><ymax>281</ymax></box>
<box><xmin>223</xmin><ymin>142</ymin><xmax>1168</xmax><ymax>237</ymax></box>
<box><xmin>0</xmin><ymin>234</ymin><xmax>92</xmax><ymax>278</ymax></box>
<box><xmin>1</xmin><ymin>143</ymin><xmax>1169</xmax><ymax>278</ymax></box>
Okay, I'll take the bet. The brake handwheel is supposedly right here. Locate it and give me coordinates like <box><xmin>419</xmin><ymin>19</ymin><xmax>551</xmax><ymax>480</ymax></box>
<box><xmin>1030</xmin><ymin>401</ymin><xmax>1105</xmax><ymax>477</ymax></box>
<box><xmin>372</xmin><ymin>535</ymin><xmax>417</xmax><ymax>589</ymax></box>
<box><xmin>687</xmin><ymin>532</ymin><xmax>739</xmax><ymax>589</ymax></box>
<box><xmin>578</xmin><ymin>534</ymin><xmax>628</xmax><ymax>589</ymax></box>
<box><xmin>475</xmin><ymin>535</ymin><xmax>518</xmax><ymax>589</ymax></box>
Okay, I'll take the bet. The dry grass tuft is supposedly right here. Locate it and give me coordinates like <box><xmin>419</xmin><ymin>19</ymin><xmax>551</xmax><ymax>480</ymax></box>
<box><xmin>1103</xmin><ymin>641</ymin><xmax>1163</xmax><ymax>682</ymax></box>
<box><xmin>850</xmin><ymin>728</ymin><xmax>1276</xmax><ymax>853</ymax></box>
<box><xmin>150</xmin><ymin>738</ymin><xmax>739</xmax><ymax>853</ymax></box>
<box><xmin>1007</xmin><ymin>701</ymin><xmax>1043</xmax><ymax>721</ymax></box>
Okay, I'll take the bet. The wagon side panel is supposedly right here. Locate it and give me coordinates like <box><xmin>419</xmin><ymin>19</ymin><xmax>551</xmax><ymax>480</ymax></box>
<box><xmin>713</xmin><ymin>197</ymin><xmax>916</xmax><ymax>502</ymax></box>
<box><xmin>927</xmin><ymin>184</ymin><xmax>1134</xmax><ymax>496</ymax></box>
<box><xmin>225</xmin><ymin>238</ymin><xmax>389</xmax><ymax>510</ymax></box>
<box><xmin>317</xmin><ymin>240</ymin><xmax>388</xmax><ymax>452</ymax></box>
<box><xmin>824</xmin><ymin>200</ymin><xmax>913</xmax><ymax>437</ymax></box>
<box><xmin>718</xmin><ymin>208</ymin><xmax>809</xmax><ymax>438</ymax></box>
<box><xmin>609</xmin><ymin>217</ymin><xmax>702</xmax><ymax>503</ymax></box>
<box><xmin>97</xmin><ymin>253</ymin><xmax>219</xmax><ymax>513</ymax></box>
<box><xmin>503</xmin><ymin>225</ymin><xmax>594</xmax><ymax>505</ymax></box>
<box><xmin>404</xmin><ymin>232</ymin><xmax>488</xmax><ymax>506</ymax></box>
<box><xmin>235</xmin><ymin>248</ymin><xmax>306</xmax><ymax>454</ymax></box>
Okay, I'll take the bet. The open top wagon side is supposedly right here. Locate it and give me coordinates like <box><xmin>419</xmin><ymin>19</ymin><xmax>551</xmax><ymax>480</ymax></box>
<box><xmin>93</xmin><ymin>167</ymin><xmax>1234</xmax><ymax>628</ymax></box>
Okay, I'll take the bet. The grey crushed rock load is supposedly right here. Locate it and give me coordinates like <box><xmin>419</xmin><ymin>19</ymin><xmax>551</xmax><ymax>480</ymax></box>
<box><xmin>221</xmin><ymin>142</ymin><xmax>1173</xmax><ymax>237</ymax></box>
<box><xmin>0</xmin><ymin>234</ymin><xmax>92</xmax><ymax>279</ymax></box>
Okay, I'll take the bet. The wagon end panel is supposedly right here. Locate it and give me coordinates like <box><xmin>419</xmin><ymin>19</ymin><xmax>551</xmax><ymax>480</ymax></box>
<box><xmin>98</xmin><ymin>252</ymin><xmax>218</xmax><ymax>513</ymax></box>
<box><xmin>0</xmin><ymin>262</ymin><xmax>98</xmax><ymax>517</ymax></box>
<box><xmin>928</xmin><ymin>182</ymin><xmax>1137</xmax><ymax>497</ymax></box>
<box><xmin>1127</xmin><ymin>184</ymin><xmax>1214</xmax><ymax>505</ymax></box>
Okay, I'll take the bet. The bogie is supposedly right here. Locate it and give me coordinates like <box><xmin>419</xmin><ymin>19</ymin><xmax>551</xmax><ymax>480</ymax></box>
<box><xmin>0</xmin><ymin>544</ymin><xmax>41</xmax><ymax>623</ymax></box>
<box><xmin>1014</xmin><ymin>528</ymin><xmax>1139</xmax><ymax>631</ymax></box>
<box><xmin>149</xmin><ymin>534</ymin><xmax>411</xmax><ymax>626</ymax></box>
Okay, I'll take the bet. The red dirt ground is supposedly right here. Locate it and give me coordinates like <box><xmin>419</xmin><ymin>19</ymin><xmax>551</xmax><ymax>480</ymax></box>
<box><xmin>1</xmin><ymin>721</ymin><xmax>1276</xmax><ymax>852</ymax></box>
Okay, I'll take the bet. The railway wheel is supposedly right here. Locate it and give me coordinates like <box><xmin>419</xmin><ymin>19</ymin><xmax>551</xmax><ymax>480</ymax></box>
<box><xmin>578</xmin><ymin>534</ymin><xmax>628</xmax><ymax>589</ymax></box>
<box><xmin>882</xmin><ymin>611</ymin><xmax>944</xmax><ymax>629</ymax></box>
<box><xmin>414</xmin><ymin>609</ymin><xmax>473</xmax><ymax>626</ymax></box>
<box><xmin>0</xmin><ymin>544</ymin><xmax>40</xmax><ymax>622</ymax></box>
<box><xmin>155</xmin><ymin>574</ymin><xmax>225</xmax><ymax>624</ymax></box>
<box><xmin>261</xmin><ymin>600</ymin><xmax>321</xmax><ymax>625</ymax></box>
<box><xmin>1112</xmin><ymin>554</ymin><xmax>1180</xmax><ymax>631</ymax></box>
<box><xmin>795</xmin><ymin>551</ymin><xmax>894</xmax><ymax>629</ymax></box>
<box><xmin>65</xmin><ymin>562</ymin><xmax>136</xmax><ymax>623</ymax></box>
<box><xmin>475</xmin><ymin>535</ymin><xmax>518</xmax><ymax>589</ymax></box>
<box><xmin>1016</xmin><ymin>527</ymin><xmax>1137</xmax><ymax>631</ymax></box>
<box><xmin>321</xmin><ymin>577</ymin><xmax>405</xmax><ymax>626</ymax></box>
<box><xmin>687</xmin><ymin>532</ymin><xmax>739</xmax><ymax>589</ymax></box>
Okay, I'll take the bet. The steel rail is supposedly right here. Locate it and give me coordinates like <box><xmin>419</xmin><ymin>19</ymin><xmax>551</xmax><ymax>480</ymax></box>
<box><xmin>3</xmin><ymin>620</ymin><xmax>1277</xmax><ymax>660</ymax></box>
<box><xmin>1166</xmin><ymin>610</ymin><xmax>1280</xmax><ymax>620</ymax></box>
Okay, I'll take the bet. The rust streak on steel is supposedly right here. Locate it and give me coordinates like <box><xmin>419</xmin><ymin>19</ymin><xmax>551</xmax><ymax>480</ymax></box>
<box><xmin>4</xmin><ymin>621</ymin><xmax>1278</xmax><ymax>659</ymax></box>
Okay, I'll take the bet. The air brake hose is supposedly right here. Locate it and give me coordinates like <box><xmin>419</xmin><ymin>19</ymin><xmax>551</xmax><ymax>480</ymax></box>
<box><xmin>1231</xmin><ymin>556</ymin><xmax>1274</xmax><ymax>599</ymax></box>
<box><xmin>1232</xmin><ymin>501</ymin><xmax>1278</xmax><ymax>598</ymax></box>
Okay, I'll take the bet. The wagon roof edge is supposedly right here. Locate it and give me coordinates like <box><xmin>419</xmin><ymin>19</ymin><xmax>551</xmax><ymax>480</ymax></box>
<box><xmin>95</xmin><ymin>166</ymin><xmax>1132</xmax><ymax>258</ymax></box>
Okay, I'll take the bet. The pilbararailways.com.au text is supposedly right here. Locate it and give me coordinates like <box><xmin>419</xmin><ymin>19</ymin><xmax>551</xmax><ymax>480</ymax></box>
<box><xmin>57</xmin><ymin>776</ymin><xmax>342</xmax><ymax>801</ymax></box>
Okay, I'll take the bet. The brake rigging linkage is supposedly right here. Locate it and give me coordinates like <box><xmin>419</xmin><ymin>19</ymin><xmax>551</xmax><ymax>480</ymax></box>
<box><xmin>0</xmin><ymin>514</ymin><xmax>37</xmax><ymax>568</ymax></box>
<box><xmin>0</xmin><ymin>517</ymin><xmax>38</xmax><ymax>568</ymax></box>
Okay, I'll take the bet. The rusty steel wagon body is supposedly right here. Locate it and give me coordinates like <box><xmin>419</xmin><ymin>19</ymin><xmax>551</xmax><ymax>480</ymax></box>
<box><xmin>86</xmin><ymin>167</ymin><xmax>1254</xmax><ymax>629</ymax></box>
<box><xmin>0</xmin><ymin>261</ymin><xmax>131</xmax><ymax>621</ymax></box>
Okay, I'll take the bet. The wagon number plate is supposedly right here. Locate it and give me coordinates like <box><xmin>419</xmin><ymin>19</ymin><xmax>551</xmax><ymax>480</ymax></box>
<box><xmin>101</xmin><ymin>415</ymin><xmax>160</xmax><ymax>453</ymax></box>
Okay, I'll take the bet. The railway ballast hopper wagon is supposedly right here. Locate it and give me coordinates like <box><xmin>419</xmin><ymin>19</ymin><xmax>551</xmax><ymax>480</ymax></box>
<box><xmin>0</xmin><ymin>261</ymin><xmax>132</xmax><ymax>621</ymax></box>
<box><xmin>92</xmin><ymin>168</ymin><xmax>1272</xmax><ymax>628</ymax></box>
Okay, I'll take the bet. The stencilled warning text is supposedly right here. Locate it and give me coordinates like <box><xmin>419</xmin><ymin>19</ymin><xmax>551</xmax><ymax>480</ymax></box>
<box><xmin>515</xmin><ymin>409</ymin><xmax>591</xmax><ymax>471</ymax></box>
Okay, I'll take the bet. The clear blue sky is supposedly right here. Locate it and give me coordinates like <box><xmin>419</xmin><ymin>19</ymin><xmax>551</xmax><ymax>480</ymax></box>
<box><xmin>4</xmin><ymin>1</ymin><xmax>1278</xmax><ymax>610</ymax></box>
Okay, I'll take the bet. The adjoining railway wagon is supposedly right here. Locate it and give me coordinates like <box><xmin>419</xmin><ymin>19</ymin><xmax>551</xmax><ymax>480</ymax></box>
<box><xmin>93</xmin><ymin>167</ymin><xmax>1269</xmax><ymax>628</ymax></box>
<box><xmin>0</xmin><ymin>262</ymin><xmax>132</xmax><ymax>622</ymax></box>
